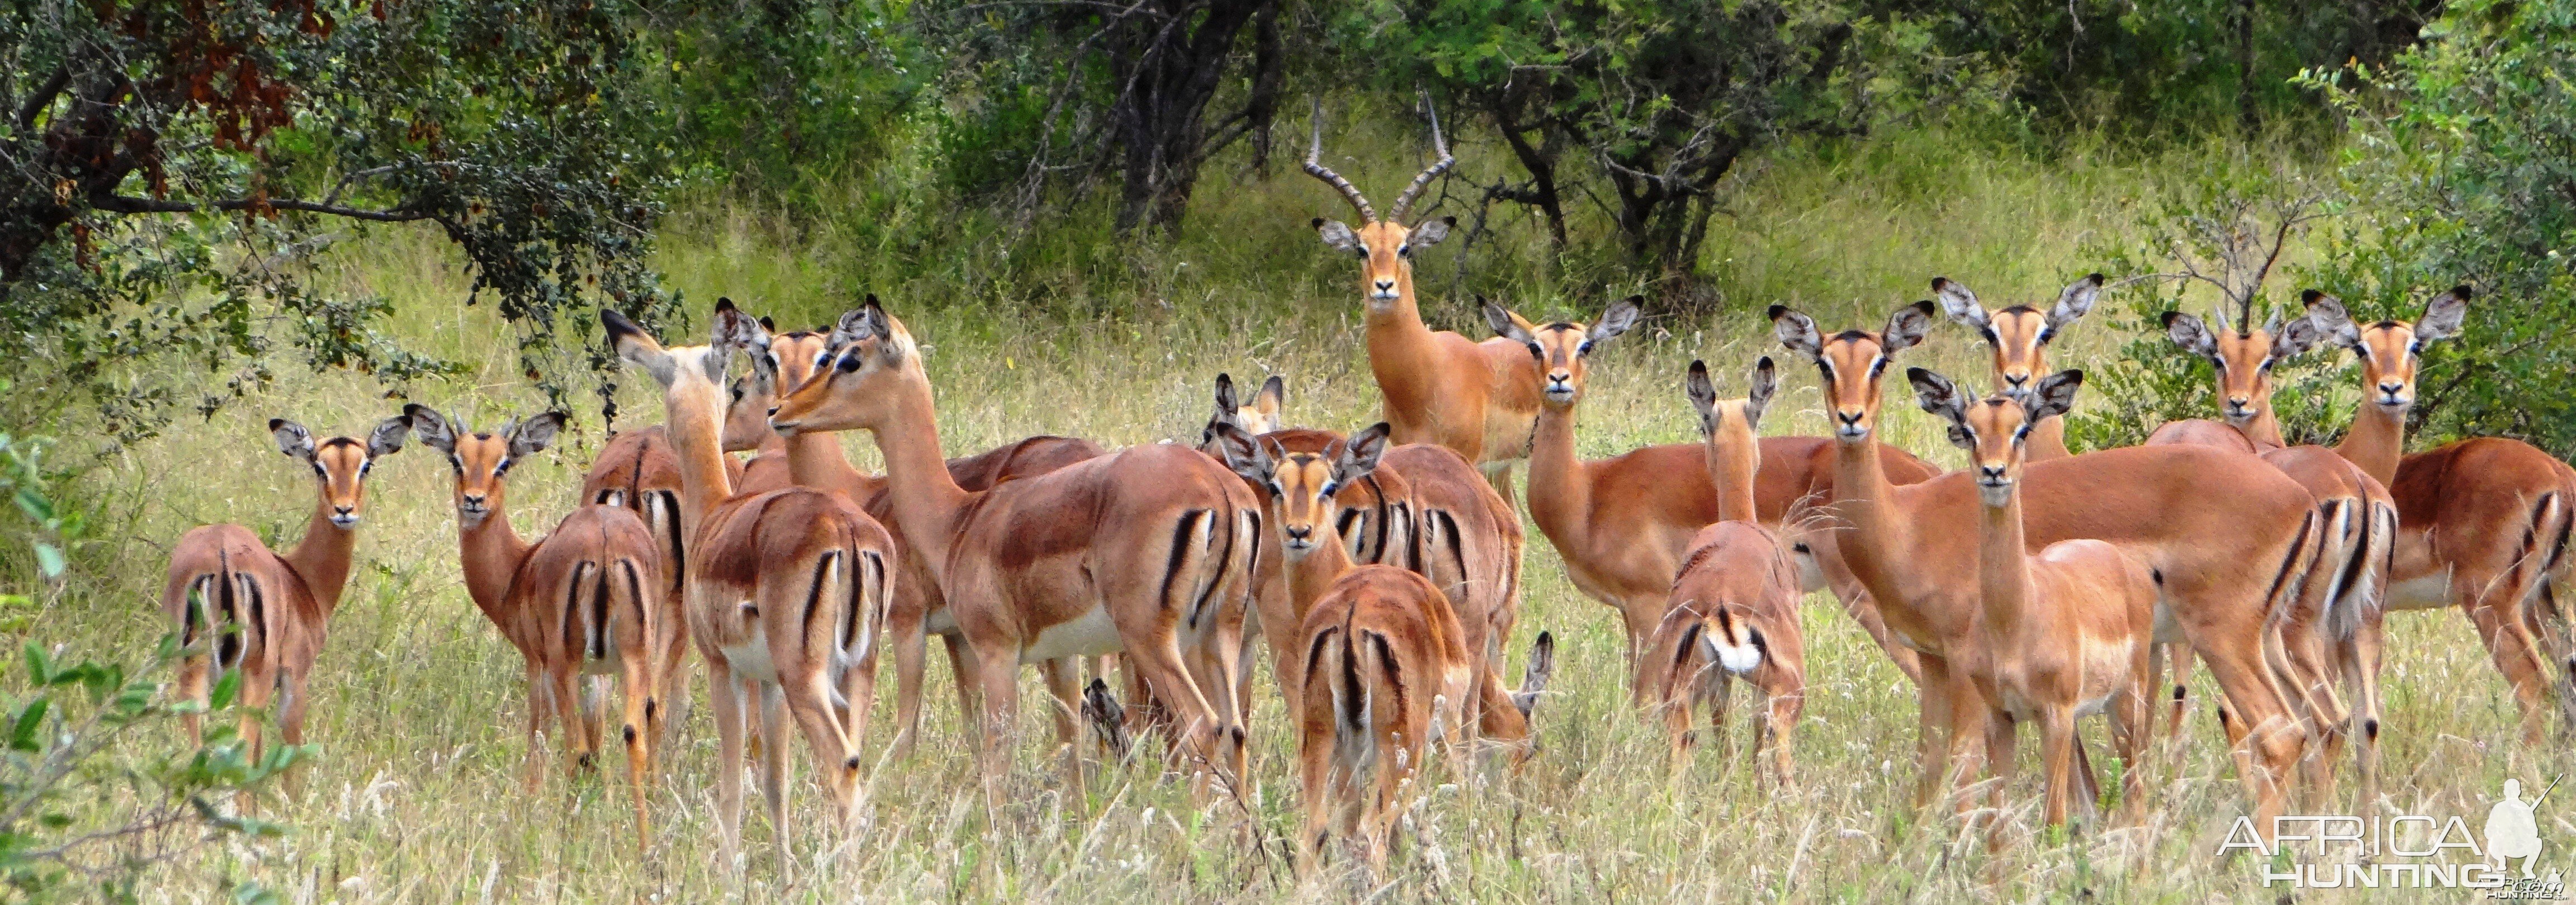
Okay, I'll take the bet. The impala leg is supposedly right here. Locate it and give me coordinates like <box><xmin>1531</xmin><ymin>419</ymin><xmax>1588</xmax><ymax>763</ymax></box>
<box><xmin>2279</xmin><ymin>620</ymin><xmax>2348</xmax><ymax>809</ymax></box>
<box><xmin>1041</xmin><ymin>657</ymin><xmax>1086</xmax><ymax>803</ymax></box>
<box><xmin>521</xmin><ymin>664</ymin><xmax>553</xmax><ymax>793</ymax></box>
<box><xmin>620</xmin><ymin>652</ymin><xmax>654</xmax><ymax>854</ymax></box>
<box><xmin>233</xmin><ymin>665</ymin><xmax>276</xmax><ymax>812</ymax></box>
<box><xmin>1663</xmin><ymin>685</ymin><xmax>1695</xmax><ymax>783</ymax></box>
<box><xmin>1125</xmin><ymin>639</ymin><xmax>1224</xmax><ymax>798</ymax></box>
<box><xmin>757</xmin><ymin>682</ymin><xmax>793</xmax><ymax>875</ymax></box>
<box><xmin>553</xmin><ymin>667</ymin><xmax>593</xmax><ymax>778</ymax></box>
<box><xmin>2463</xmin><ymin>577</ymin><xmax>2555</xmax><ymax>746</ymax></box>
<box><xmin>658</xmin><ymin>594</ymin><xmax>693</xmax><ymax>746</ymax></box>
<box><xmin>972</xmin><ymin>643</ymin><xmax>1024</xmax><ymax>816</ymax></box>
<box><xmin>1767</xmin><ymin>685</ymin><xmax>1801</xmax><ymax>793</ymax></box>
<box><xmin>942</xmin><ymin>632</ymin><xmax>986</xmax><ymax>750</ymax></box>
<box><xmin>2342</xmin><ymin>620</ymin><xmax>2386</xmax><ymax>818</ymax></box>
<box><xmin>2198</xmin><ymin>640</ymin><xmax>2300</xmax><ymax>841</ymax></box>
<box><xmin>2040</xmin><ymin>707</ymin><xmax>2076</xmax><ymax>838</ymax></box>
<box><xmin>2111</xmin><ymin>646</ymin><xmax>2153</xmax><ymax>826</ymax></box>
<box><xmin>1983</xmin><ymin>709</ymin><xmax>2018</xmax><ymax>853</ymax></box>
<box><xmin>785</xmin><ymin>667</ymin><xmax>862</xmax><ymax>836</ymax></box>
<box><xmin>177</xmin><ymin>655</ymin><xmax>210</xmax><ymax>746</ymax></box>
<box><xmin>705</xmin><ymin>660</ymin><xmax>749</xmax><ymax>871</ymax></box>
<box><xmin>840</xmin><ymin>639</ymin><xmax>879</xmax><ymax>768</ymax></box>
<box><xmin>2160</xmin><ymin>643</ymin><xmax>2195</xmax><ymax>747</ymax></box>
<box><xmin>1912</xmin><ymin>655</ymin><xmax>1958</xmax><ymax>811</ymax></box>
<box><xmin>1296</xmin><ymin>711</ymin><xmax>1334</xmax><ymax>882</ymax></box>
<box><xmin>276</xmin><ymin>670</ymin><xmax>311</xmax><ymax>800</ymax></box>
<box><xmin>887</xmin><ymin>603</ymin><xmax>930</xmax><ymax>760</ymax></box>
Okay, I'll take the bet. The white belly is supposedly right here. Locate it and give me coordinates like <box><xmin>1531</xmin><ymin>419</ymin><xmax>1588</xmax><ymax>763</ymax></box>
<box><xmin>2386</xmin><ymin>570</ymin><xmax>2454</xmax><ymax>612</ymax></box>
<box><xmin>1024</xmin><ymin>604</ymin><xmax>1122</xmax><ymax>664</ymax></box>
<box><xmin>1793</xmin><ymin>547</ymin><xmax>1827</xmax><ymax>593</ymax></box>
<box><xmin>722</xmin><ymin>632</ymin><xmax>778</xmax><ymax>684</ymax></box>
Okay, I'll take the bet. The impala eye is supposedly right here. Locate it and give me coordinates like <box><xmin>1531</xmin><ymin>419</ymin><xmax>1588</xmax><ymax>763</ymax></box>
<box><xmin>1524</xmin><ymin>342</ymin><xmax>1542</xmax><ymax>359</ymax></box>
<box><xmin>1319</xmin><ymin>481</ymin><xmax>1339</xmax><ymax>498</ymax></box>
<box><xmin>1577</xmin><ymin>340</ymin><xmax>1594</xmax><ymax>356</ymax></box>
<box><xmin>815</xmin><ymin>353</ymin><xmax>831</xmax><ymax>369</ymax></box>
<box><xmin>1396</xmin><ymin>245</ymin><xmax>1413</xmax><ymax>259</ymax></box>
<box><xmin>359</xmin><ymin>461</ymin><xmax>372</xmax><ymax>477</ymax></box>
<box><xmin>311</xmin><ymin>461</ymin><xmax>326</xmax><ymax>477</ymax></box>
<box><xmin>495</xmin><ymin>458</ymin><xmax>514</xmax><ymax>477</ymax></box>
<box><xmin>836</xmin><ymin>352</ymin><xmax>863</xmax><ymax>373</ymax></box>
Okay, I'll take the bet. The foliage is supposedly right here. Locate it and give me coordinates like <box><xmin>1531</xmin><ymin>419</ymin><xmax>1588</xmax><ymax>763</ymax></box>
<box><xmin>2303</xmin><ymin>0</ymin><xmax>2576</xmax><ymax>455</ymax></box>
<box><xmin>0</xmin><ymin>0</ymin><xmax>682</xmax><ymax>445</ymax></box>
<box><xmin>1347</xmin><ymin>0</ymin><xmax>1995</xmax><ymax>284</ymax></box>
<box><xmin>2064</xmin><ymin>163</ymin><xmax>2349</xmax><ymax>451</ymax></box>
<box><xmin>645</xmin><ymin>0</ymin><xmax>932</xmax><ymax>193</ymax></box>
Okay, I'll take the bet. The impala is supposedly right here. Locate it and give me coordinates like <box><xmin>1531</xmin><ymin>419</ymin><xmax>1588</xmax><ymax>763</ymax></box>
<box><xmin>1643</xmin><ymin>358</ymin><xmax>1805</xmax><ymax>786</ymax></box>
<box><xmin>2154</xmin><ymin>303</ymin><xmax>2398</xmax><ymax>807</ymax></box>
<box><xmin>158</xmin><ymin>416</ymin><xmax>408</xmax><ymax>782</ymax></box>
<box><xmin>724</xmin><ymin>310</ymin><xmax>1105</xmax><ymax>758</ymax></box>
<box><xmin>1771</xmin><ymin>301</ymin><xmax>2319</xmax><ymax>835</ymax></box>
<box><xmin>409</xmin><ymin>406</ymin><xmax>663</xmax><ymax>850</ymax></box>
<box><xmin>580</xmin><ymin>427</ymin><xmax>730</xmax><ymax>740</ymax></box>
<box><xmin>2304</xmin><ymin>288</ymin><xmax>2576</xmax><ymax>743</ymax></box>
<box><xmin>1911</xmin><ymin>368</ymin><xmax>2157</xmax><ymax>842</ymax></box>
<box><xmin>1490</xmin><ymin>297</ymin><xmax>1933</xmax><ymax>673</ymax></box>
<box><xmin>770</xmin><ymin>298</ymin><xmax>1259</xmax><ymax>800</ymax></box>
<box><xmin>1200</xmin><ymin>373</ymin><xmax>1534</xmax><ymax>749</ymax></box>
<box><xmin>1929</xmin><ymin>273</ymin><xmax>2105</xmax><ymax>461</ymax></box>
<box><xmin>1206</xmin><ymin>420</ymin><xmax>1550</xmax><ymax>877</ymax></box>
<box><xmin>605</xmin><ymin>301</ymin><xmax>897</xmax><ymax>870</ymax></box>
<box><xmin>1303</xmin><ymin>99</ymin><xmax>1538</xmax><ymax>500</ymax></box>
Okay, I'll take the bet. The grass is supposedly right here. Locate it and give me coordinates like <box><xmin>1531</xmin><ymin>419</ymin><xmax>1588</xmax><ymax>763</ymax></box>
<box><xmin>17</xmin><ymin>125</ymin><xmax>2568</xmax><ymax>902</ymax></box>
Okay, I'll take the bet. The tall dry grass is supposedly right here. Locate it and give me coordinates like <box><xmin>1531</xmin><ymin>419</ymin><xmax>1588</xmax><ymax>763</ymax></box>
<box><xmin>20</xmin><ymin>128</ymin><xmax>2558</xmax><ymax>903</ymax></box>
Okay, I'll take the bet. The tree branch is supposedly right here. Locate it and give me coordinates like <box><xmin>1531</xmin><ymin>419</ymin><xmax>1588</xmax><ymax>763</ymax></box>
<box><xmin>16</xmin><ymin>65</ymin><xmax>72</xmax><ymax>130</ymax></box>
<box><xmin>93</xmin><ymin>195</ymin><xmax>432</xmax><ymax>222</ymax></box>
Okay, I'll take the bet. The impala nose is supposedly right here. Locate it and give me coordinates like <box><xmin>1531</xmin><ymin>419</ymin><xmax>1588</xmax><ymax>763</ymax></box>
<box><xmin>460</xmin><ymin>495</ymin><xmax>487</xmax><ymax>510</ymax></box>
<box><xmin>2378</xmin><ymin>381</ymin><xmax>2406</xmax><ymax>400</ymax></box>
<box><xmin>1978</xmin><ymin>465</ymin><xmax>2007</xmax><ymax>484</ymax></box>
<box><xmin>2003</xmin><ymin>372</ymin><xmax>2030</xmax><ymax>388</ymax></box>
<box><xmin>1284</xmin><ymin>525</ymin><xmax>1312</xmax><ymax>541</ymax></box>
<box><xmin>1372</xmin><ymin>279</ymin><xmax>1397</xmax><ymax>296</ymax></box>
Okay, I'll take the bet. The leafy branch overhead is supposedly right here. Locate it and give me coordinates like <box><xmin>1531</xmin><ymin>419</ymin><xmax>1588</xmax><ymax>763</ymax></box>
<box><xmin>1</xmin><ymin>0</ymin><xmax>680</xmax><ymax>442</ymax></box>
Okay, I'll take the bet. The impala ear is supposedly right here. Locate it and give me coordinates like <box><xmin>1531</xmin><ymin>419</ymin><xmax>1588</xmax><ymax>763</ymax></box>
<box><xmin>366</xmin><ymin>415</ymin><xmax>411</xmax><ymax>458</ymax></box>
<box><xmin>508</xmin><ymin>411</ymin><xmax>568</xmax><ymax>457</ymax></box>
<box><xmin>401</xmin><ymin>405</ymin><xmax>457</xmax><ymax>454</ymax></box>
<box><xmin>1206</xmin><ymin>421</ymin><xmax>1272</xmax><ymax>484</ymax></box>
<box><xmin>1881</xmin><ymin>300</ymin><xmax>1936</xmax><ymax>354</ymax></box>
<box><xmin>1484</xmin><ymin>297</ymin><xmax>1535</xmax><ymax>344</ymax></box>
<box><xmin>1589</xmin><ymin>296</ymin><xmax>1641</xmax><ymax>343</ymax></box>
<box><xmin>830</xmin><ymin>305</ymin><xmax>875</xmax><ymax>349</ymax></box>
<box><xmin>1315</xmin><ymin>219</ymin><xmax>1363</xmax><ymax>255</ymax></box>
<box><xmin>2417</xmin><ymin>285</ymin><xmax>2471</xmax><ymax>344</ymax></box>
<box><xmin>711</xmin><ymin>297</ymin><xmax>769</xmax><ymax>353</ymax></box>
<box><xmin>1408</xmin><ymin>216</ymin><xmax>1454</xmax><ymax>248</ymax></box>
<box><xmin>1211</xmin><ymin>372</ymin><xmax>1240</xmax><ymax>419</ymax></box>
<box><xmin>1745</xmin><ymin>356</ymin><xmax>1777</xmax><ymax>430</ymax></box>
<box><xmin>1907</xmin><ymin>367</ymin><xmax>1974</xmax><ymax>449</ymax></box>
<box><xmin>2028</xmin><ymin>369</ymin><xmax>2085</xmax><ymax>422</ymax></box>
<box><xmin>603</xmin><ymin>309</ymin><xmax>676</xmax><ymax>387</ymax></box>
<box><xmin>271</xmin><ymin>418</ymin><xmax>316</xmax><ymax>461</ymax></box>
<box><xmin>2162</xmin><ymin>310</ymin><xmax>2219</xmax><ymax>363</ymax></box>
<box><xmin>759</xmin><ymin>315</ymin><xmax>777</xmax><ymax>333</ymax></box>
<box><xmin>1684</xmin><ymin>360</ymin><xmax>1719</xmax><ymax>430</ymax></box>
<box><xmin>2301</xmin><ymin>290</ymin><xmax>2361</xmax><ymax>349</ymax></box>
<box><xmin>1512</xmin><ymin>631</ymin><xmax>1556</xmax><ymax>719</ymax></box>
<box><xmin>1254</xmin><ymin>375</ymin><xmax>1285</xmax><ymax>416</ymax></box>
<box><xmin>2273</xmin><ymin>311</ymin><xmax>2326</xmax><ymax>360</ymax></box>
<box><xmin>1769</xmin><ymin>305</ymin><xmax>1823</xmax><ymax>361</ymax></box>
<box><xmin>863</xmin><ymin>296</ymin><xmax>902</xmax><ymax>364</ymax></box>
<box><xmin>1337</xmin><ymin>422</ymin><xmax>1392</xmax><ymax>482</ymax></box>
<box><xmin>1930</xmin><ymin>277</ymin><xmax>1986</xmax><ymax>330</ymax></box>
<box><xmin>2045</xmin><ymin>273</ymin><xmax>2106</xmax><ymax>338</ymax></box>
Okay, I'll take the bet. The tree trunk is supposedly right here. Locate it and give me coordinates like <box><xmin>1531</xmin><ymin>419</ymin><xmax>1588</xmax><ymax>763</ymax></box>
<box><xmin>1107</xmin><ymin>0</ymin><xmax>1278</xmax><ymax>237</ymax></box>
<box><xmin>1483</xmin><ymin>87</ymin><xmax>1569</xmax><ymax>249</ymax></box>
<box><xmin>2236</xmin><ymin>0</ymin><xmax>2258</xmax><ymax>134</ymax></box>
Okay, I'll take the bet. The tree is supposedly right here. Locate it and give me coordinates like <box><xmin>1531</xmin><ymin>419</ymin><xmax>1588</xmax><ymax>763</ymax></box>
<box><xmin>939</xmin><ymin>0</ymin><xmax>1284</xmax><ymax>236</ymax></box>
<box><xmin>1355</xmin><ymin>0</ymin><xmax>1960</xmax><ymax>281</ymax></box>
<box><xmin>1</xmin><ymin>0</ymin><xmax>679</xmax><ymax>442</ymax></box>
<box><xmin>2303</xmin><ymin>0</ymin><xmax>2576</xmax><ymax>454</ymax></box>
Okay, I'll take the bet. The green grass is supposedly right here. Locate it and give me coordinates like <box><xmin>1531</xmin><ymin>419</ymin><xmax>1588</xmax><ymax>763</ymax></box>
<box><xmin>16</xmin><ymin>127</ymin><xmax>2563</xmax><ymax>902</ymax></box>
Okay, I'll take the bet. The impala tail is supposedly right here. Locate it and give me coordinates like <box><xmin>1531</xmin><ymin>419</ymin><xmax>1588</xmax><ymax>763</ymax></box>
<box><xmin>1703</xmin><ymin>605</ymin><xmax>1769</xmax><ymax>676</ymax></box>
<box><xmin>2328</xmin><ymin>500</ymin><xmax>2398</xmax><ymax>643</ymax></box>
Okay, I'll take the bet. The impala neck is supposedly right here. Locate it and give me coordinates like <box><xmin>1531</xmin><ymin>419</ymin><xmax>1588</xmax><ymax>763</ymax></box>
<box><xmin>1524</xmin><ymin>402</ymin><xmax>1590</xmax><ymax>546</ymax></box>
<box><xmin>455</xmin><ymin>487</ymin><xmax>532</xmax><ymax>623</ymax></box>
<box><xmin>866</xmin><ymin>370</ymin><xmax>970</xmax><ymax>574</ymax></box>
<box><xmin>779</xmin><ymin>429</ymin><xmax>869</xmax><ymax>491</ymax></box>
<box><xmin>1283</xmin><ymin>518</ymin><xmax>1358</xmax><ymax>618</ymax></box>
<box><xmin>1705</xmin><ymin>413</ymin><xmax>1759</xmax><ymax>525</ymax></box>
<box><xmin>2337</xmin><ymin>404</ymin><xmax>2406</xmax><ymax>487</ymax></box>
<box><xmin>665</xmin><ymin>382</ymin><xmax>737</xmax><ymax>538</ymax></box>
<box><xmin>1829</xmin><ymin>434</ymin><xmax>1909</xmax><ymax>598</ymax></box>
<box><xmin>1976</xmin><ymin>485</ymin><xmax>2034</xmax><ymax>642</ymax></box>
<box><xmin>282</xmin><ymin>490</ymin><xmax>361</xmax><ymax>614</ymax></box>
<box><xmin>1364</xmin><ymin>273</ymin><xmax>1445</xmax><ymax>410</ymax></box>
<box><xmin>2236</xmin><ymin>405</ymin><xmax>2286</xmax><ymax>448</ymax></box>
<box><xmin>2023</xmin><ymin>415</ymin><xmax>2071</xmax><ymax>462</ymax></box>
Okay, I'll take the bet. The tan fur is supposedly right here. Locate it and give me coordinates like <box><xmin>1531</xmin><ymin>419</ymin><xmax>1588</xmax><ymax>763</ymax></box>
<box><xmin>771</xmin><ymin>299</ymin><xmax>1258</xmax><ymax>806</ymax></box>
<box><xmin>606</xmin><ymin>301</ymin><xmax>898</xmax><ymax>870</ymax></box>
<box><xmin>1773</xmin><ymin>301</ymin><xmax>2317</xmax><ymax>840</ymax></box>
<box><xmin>160</xmin><ymin>416</ymin><xmax>408</xmax><ymax>798</ymax></box>
<box><xmin>2307</xmin><ymin>289</ymin><xmax>2576</xmax><ymax>746</ymax></box>
<box><xmin>1915</xmin><ymin>371</ymin><xmax>2157</xmax><ymax>843</ymax></box>
<box><xmin>1494</xmin><ymin>301</ymin><xmax>1930</xmax><ymax>678</ymax></box>
<box><xmin>410</xmin><ymin>407</ymin><xmax>661</xmax><ymax>851</ymax></box>
<box><xmin>1929</xmin><ymin>273</ymin><xmax>2104</xmax><ymax>462</ymax></box>
<box><xmin>579</xmin><ymin>426</ymin><xmax>737</xmax><ymax>740</ymax></box>
<box><xmin>1644</xmin><ymin>359</ymin><xmax>1806</xmax><ymax>787</ymax></box>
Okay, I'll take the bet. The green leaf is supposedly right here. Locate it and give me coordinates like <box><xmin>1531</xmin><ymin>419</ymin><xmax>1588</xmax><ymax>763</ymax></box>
<box><xmin>11</xmin><ymin>699</ymin><xmax>46</xmax><ymax>752</ymax></box>
<box><xmin>209</xmin><ymin>668</ymin><xmax>240</xmax><ymax>713</ymax></box>
<box><xmin>31</xmin><ymin>543</ymin><xmax>62</xmax><ymax>580</ymax></box>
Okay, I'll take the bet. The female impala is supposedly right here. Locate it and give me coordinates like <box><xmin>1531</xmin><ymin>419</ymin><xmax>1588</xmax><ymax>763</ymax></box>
<box><xmin>1643</xmin><ymin>358</ymin><xmax>1805</xmax><ymax>786</ymax></box>
<box><xmin>408</xmin><ymin>406</ymin><xmax>662</xmax><ymax>851</ymax></box>
<box><xmin>605</xmin><ymin>301</ymin><xmax>896</xmax><ymax>870</ymax></box>
<box><xmin>1910</xmin><ymin>368</ymin><xmax>2157</xmax><ymax>842</ymax></box>
<box><xmin>1200</xmin><ymin>373</ymin><xmax>1535</xmax><ymax>749</ymax></box>
<box><xmin>580</xmin><ymin>428</ymin><xmax>731</xmax><ymax>740</ymax></box>
<box><xmin>770</xmin><ymin>299</ymin><xmax>1258</xmax><ymax>799</ymax></box>
<box><xmin>1493</xmin><ymin>297</ymin><xmax>1929</xmax><ymax>672</ymax></box>
<box><xmin>1206</xmin><ymin>421</ymin><xmax>1550</xmax><ymax>878</ymax></box>
<box><xmin>2304</xmin><ymin>288</ymin><xmax>2576</xmax><ymax>743</ymax></box>
<box><xmin>1929</xmin><ymin>273</ymin><xmax>2105</xmax><ymax>461</ymax></box>
<box><xmin>159</xmin><ymin>416</ymin><xmax>408</xmax><ymax>774</ymax></box>
<box><xmin>722</xmin><ymin>309</ymin><xmax>1105</xmax><ymax>757</ymax></box>
<box><xmin>1770</xmin><ymin>301</ymin><xmax>2318</xmax><ymax>836</ymax></box>
<box><xmin>1302</xmin><ymin>99</ymin><xmax>1540</xmax><ymax>499</ymax></box>
<box><xmin>2154</xmin><ymin>304</ymin><xmax>2398</xmax><ymax>808</ymax></box>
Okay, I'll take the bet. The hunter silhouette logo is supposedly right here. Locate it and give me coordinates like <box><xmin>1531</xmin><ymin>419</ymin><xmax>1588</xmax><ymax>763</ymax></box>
<box><xmin>2218</xmin><ymin>775</ymin><xmax>2565</xmax><ymax>897</ymax></box>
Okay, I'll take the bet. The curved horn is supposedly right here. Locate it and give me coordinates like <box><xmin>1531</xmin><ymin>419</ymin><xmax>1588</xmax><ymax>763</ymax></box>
<box><xmin>1303</xmin><ymin>98</ymin><xmax>1376</xmax><ymax>223</ymax></box>
<box><xmin>1389</xmin><ymin>92</ymin><xmax>1456</xmax><ymax>223</ymax></box>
